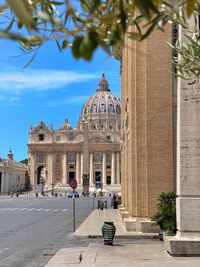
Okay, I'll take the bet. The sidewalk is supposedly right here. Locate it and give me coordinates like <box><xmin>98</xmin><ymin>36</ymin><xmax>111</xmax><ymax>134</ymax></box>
<box><xmin>74</xmin><ymin>209</ymin><xmax>157</xmax><ymax>238</ymax></box>
<box><xmin>44</xmin><ymin>210</ymin><xmax>200</xmax><ymax>267</ymax></box>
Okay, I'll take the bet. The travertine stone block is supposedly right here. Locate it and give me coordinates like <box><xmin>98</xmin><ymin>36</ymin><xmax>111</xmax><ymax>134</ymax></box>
<box><xmin>124</xmin><ymin>218</ymin><xmax>137</xmax><ymax>231</ymax></box>
<box><xmin>165</xmin><ymin>236</ymin><xmax>200</xmax><ymax>256</ymax></box>
<box><xmin>121</xmin><ymin>211</ymin><xmax>129</xmax><ymax>219</ymax></box>
<box><xmin>176</xmin><ymin>197</ymin><xmax>200</xmax><ymax>236</ymax></box>
<box><xmin>139</xmin><ymin>220</ymin><xmax>160</xmax><ymax>233</ymax></box>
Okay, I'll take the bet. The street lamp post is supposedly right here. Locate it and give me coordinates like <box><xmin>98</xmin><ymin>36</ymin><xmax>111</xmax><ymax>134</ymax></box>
<box><xmin>51</xmin><ymin>183</ymin><xmax>55</xmax><ymax>195</ymax></box>
<box><xmin>40</xmin><ymin>176</ymin><xmax>44</xmax><ymax>195</ymax></box>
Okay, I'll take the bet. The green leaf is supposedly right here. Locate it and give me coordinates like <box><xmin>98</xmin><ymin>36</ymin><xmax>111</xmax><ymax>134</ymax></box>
<box><xmin>23</xmin><ymin>51</ymin><xmax>38</xmax><ymax>69</ymax></box>
<box><xmin>80</xmin><ymin>36</ymin><xmax>94</xmax><ymax>61</ymax></box>
<box><xmin>62</xmin><ymin>39</ymin><xmax>68</xmax><ymax>49</ymax></box>
<box><xmin>72</xmin><ymin>36</ymin><xmax>83</xmax><ymax>59</ymax></box>
<box><xmin>17</xmin><ymin>21</ymin><xmax>23</xmax><ymax>29</ymax></box>
<box><xmin>5</xmin><ymin>17</ymin><xmax>14</xmax><ymax>32</ymax></box>
<box><xmin>54</xmin><ymin>38</ymin><xmax>62</xmax><ymax>53</ymax></box>
<box><xmin>134</xmin><ymin>0</ymin><xmax>159</xmax><ymax>20</ymax></box>
<box><xmin>7</xmin><ymin>0</ymin><xmax>35</xmax><ymax>29</ymax></box>
<box><xmin>51</xmin><ymin>1</ymin><xmax>65</xmax><ymax>5</ymax></box>
<box><xmin>186</xmin><ymin>0</ymin><xmax>196</xmax><ymax>17</ymax></box>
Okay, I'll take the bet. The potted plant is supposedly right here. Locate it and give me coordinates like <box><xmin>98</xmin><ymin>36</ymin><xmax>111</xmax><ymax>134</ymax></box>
<box><xmin>152</xmin><ymin>192</ymin><xmax>176</xmax><ymax>240</ymax></box>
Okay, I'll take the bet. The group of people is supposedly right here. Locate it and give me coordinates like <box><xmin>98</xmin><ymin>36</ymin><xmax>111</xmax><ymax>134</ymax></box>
<box><xmin>111</xmin><ymin>193</ymin><xmax>120</xmax><ymax>209</ymax></box>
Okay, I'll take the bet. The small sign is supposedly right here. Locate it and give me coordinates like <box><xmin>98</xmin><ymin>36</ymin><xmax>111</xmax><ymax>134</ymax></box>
<box><xmin>96</xmin><ymin>181</ymin><xmax>102</xmax><ymax>189</ymax></box>
<box><xmin>69</xmin><ymin>179</ymin><xmax>77</xmax><ymax>190</ymax></box>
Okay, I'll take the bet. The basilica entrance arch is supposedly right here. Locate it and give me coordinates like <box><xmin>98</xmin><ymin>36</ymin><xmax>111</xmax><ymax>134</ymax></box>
<box><xmin>69</xmin><ymin>171</ymin><xmax>75</xmax><ymax>184</ymax></box>
<box><xmin>95</xmin><ymin>171</ymin><xmax>101</xmax><ymax>182</ymax></box>
<box><xmin>106</xmin><ymin>176</ymin><xmax>111</xmax><ymax>185</ymax></box>
<box><xmin>37</xmin><ymin>166</ymin><xmax>44</xmax><ymax>185</ymax></box>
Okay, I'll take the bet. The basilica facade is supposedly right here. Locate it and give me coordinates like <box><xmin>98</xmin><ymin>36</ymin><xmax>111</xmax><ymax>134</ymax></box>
<box><xmin>28</xmin><ymin>74</ymin><xmax>121</xmax><ymax>193</ymax></box>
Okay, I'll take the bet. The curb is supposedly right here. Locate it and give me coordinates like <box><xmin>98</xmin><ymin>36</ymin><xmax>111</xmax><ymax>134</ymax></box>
<box><xmin>74</xmin><ymin>234</ymin><xmax>159</xmax><ymax>239</ymax></box>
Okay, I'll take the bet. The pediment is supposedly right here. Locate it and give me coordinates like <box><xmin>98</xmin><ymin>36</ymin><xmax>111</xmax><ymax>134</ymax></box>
<box><xmin>89</xmin><ymin>135</ymin><xmax>113</xmax><ymax>144</ymax></box>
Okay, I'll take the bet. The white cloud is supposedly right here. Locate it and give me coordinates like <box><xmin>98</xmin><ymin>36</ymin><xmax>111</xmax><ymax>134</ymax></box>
<box><xmin>0</xmin><ymin>68</ymin><xmax>98</xmax><ymax>93</ymax></box>
<box><xmin>0</xmin><ymin>94</ymin><xmax>21</xmax><ymax>106</ymax></box>
<box><xmin>44</xmin><ymin>95</ymin><xmax>89</xmax><ymax>107</ymax></box>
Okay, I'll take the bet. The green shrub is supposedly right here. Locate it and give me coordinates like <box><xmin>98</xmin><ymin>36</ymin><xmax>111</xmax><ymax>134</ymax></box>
<box><xmin>152</xmin><ymin>192</ymin><xmax>176</xmax><ymax>233</ymax></box>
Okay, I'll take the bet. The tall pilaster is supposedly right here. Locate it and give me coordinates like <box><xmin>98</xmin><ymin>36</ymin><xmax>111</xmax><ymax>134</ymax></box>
<box><xmin>47</xmin><ymin>152</ymin><xmax>54</xmax><ymax>185</ymax></box>
<box><xmin>165</xmin><ymin>18</ymin><xmax>200</xmax><ymax>255</ymax></box>
<box><xmin>82</xmin><ymin>122</ymin><xmax>90</xmax><ymax>192</ymax></box>
<box><xmin>111</xmin><ymin>152</ymin><xmax>115</xmax><ymax>184</ymax></box>
<box><xmin>29</xmin><ymin>152</ymin><xmax>36</xmax><ymax>186</ymax></box>
<box><xmin>76</xmin><ymin>152</ymin><xmax>80</xmax><ymax>184</ymax></box>
<box><xmin>102</xmin><ymin>153</ymin><xmax>106</xmax><ymax>186</ymax></box>
<box><xmin>116</xmin><ymin>152</ymin><xmax>120</xmax><ymax>184</ymax></box>
<box><xmin>89</xmin><ymin>153</ymin><xmax>94</xmax><ymax>185</ymax></box>
<box><xmin>62</xmin><ymin>153</ymin><xmax>68</xmax><ymax>184</ymax></box>
<box><xmin>80</xmin><ymin>153</ymin><xmax>83</xmax><ymax>184</ymax></box>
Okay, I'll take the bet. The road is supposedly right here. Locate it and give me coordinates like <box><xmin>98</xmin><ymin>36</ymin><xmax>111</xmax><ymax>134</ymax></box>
<box><xmin>0</xmin><ymin>195</ymin><xmax>111</xmax><ymax>267</ymax></box>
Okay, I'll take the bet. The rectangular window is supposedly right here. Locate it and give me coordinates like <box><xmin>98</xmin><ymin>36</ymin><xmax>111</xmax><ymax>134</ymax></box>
<box><xmin>106</xmin><ymin>154</ymin><xmax>111</xmax><ymax>162</ymax></box>
<box><xmin>56</xmin><ymin>136</ymin><xmax>61</xmax><ymax>142</ymax></box>
<box><xmin>38</xmin><ymin>154</ymin><xmax>44</xmax><ymax>163</ymax></box>
<box><xmin>68</xmin><ymin>153</ymin><xmax>76</xmax><ymax>163</ymax></box>
<box><xmin>94</xmin><ymin>153</ymin><xmax>102</xmax><ymax>163</ymax></box>
<box><xmin>69</xmin><ymin>134</ymin><xmax>74</xmax><ymax>141</ymax></box>
<box><xmin>39</xmin><ymin>134</ymin><xmax>44</xmax><ymax>141</ymax></box>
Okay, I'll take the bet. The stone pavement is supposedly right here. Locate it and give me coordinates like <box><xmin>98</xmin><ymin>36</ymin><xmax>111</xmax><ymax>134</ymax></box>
<box><xmin>44</xmin><ymin>210</ymin><xmax>200</xmax><ymax>267</ymax></box>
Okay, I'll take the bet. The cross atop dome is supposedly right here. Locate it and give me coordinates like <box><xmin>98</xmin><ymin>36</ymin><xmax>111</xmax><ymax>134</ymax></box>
<box><xmin>7</xmin><ymin>148</ymin><xmax>13</xmax><ymax>160</ymax></box>
<box><xmin>97</xmin><ymin>73</ymin><xmax>110</xmax><ymax>92</ymax></box>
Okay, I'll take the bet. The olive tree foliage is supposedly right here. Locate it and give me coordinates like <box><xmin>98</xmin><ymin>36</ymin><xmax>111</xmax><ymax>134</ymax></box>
<box><xmin>0</xmin><ymin>0</ymin><xmax>199</xmax><ymax>79</ymax></box>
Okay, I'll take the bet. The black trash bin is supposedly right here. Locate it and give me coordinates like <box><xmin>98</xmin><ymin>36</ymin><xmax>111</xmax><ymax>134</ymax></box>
<box><xmin>102</xmin><ymin>221</ymin><xmax>116</xmax><ymax>245</ymax></box>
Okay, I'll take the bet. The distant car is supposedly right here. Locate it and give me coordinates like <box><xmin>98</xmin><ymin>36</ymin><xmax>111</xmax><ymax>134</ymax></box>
<box><xmin>67</xmin><ymin>191</ymin><xmax>79</xmax><ymax>198</ymax></box>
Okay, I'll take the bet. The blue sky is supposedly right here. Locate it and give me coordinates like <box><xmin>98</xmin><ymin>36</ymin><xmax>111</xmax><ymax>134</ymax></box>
<box><xmin>0</xmin><ymin>39</ymin><xmax>120</xmax><ymax>161</ymax></box>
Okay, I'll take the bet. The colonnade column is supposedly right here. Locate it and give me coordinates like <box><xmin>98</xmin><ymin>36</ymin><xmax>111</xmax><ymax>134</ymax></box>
<box><xmin>80</xmin><ymin>153</ymin><xmax>83</xmax><ymax>185</ymax></box>
<box><xmin>76</xmin><ymin>152</ymin><xmax>80</xmax><ymax>184</ymax></box>
<box><xmin>102</xmin><ymin>152</ymin><xmax>106</xmax><ymax>186</ymax></box>
<box><xmin>111</xmin><ymin>152</ymin><xmax>115</xmax><ymax>184</ymax></box>
<box><xmin>89</xmin><ymin>153</ymin><xmax>93</xmax><ymax>185</ymax></box>
<box><xmin>116</xmin><ymin>152</ymin><xmax>120</xmax><ymax>184</ymax></box>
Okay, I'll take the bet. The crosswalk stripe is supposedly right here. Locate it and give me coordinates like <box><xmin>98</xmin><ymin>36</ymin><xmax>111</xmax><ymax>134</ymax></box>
<box><xmin>0</xmin><ymin>248</ymin><xmax>9</xmax><ymax>254</ymax></box>
<box><xmin>0</xmin><ymin>208</ymin><xmax>70</xmax><ymax>212</ymax></box>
